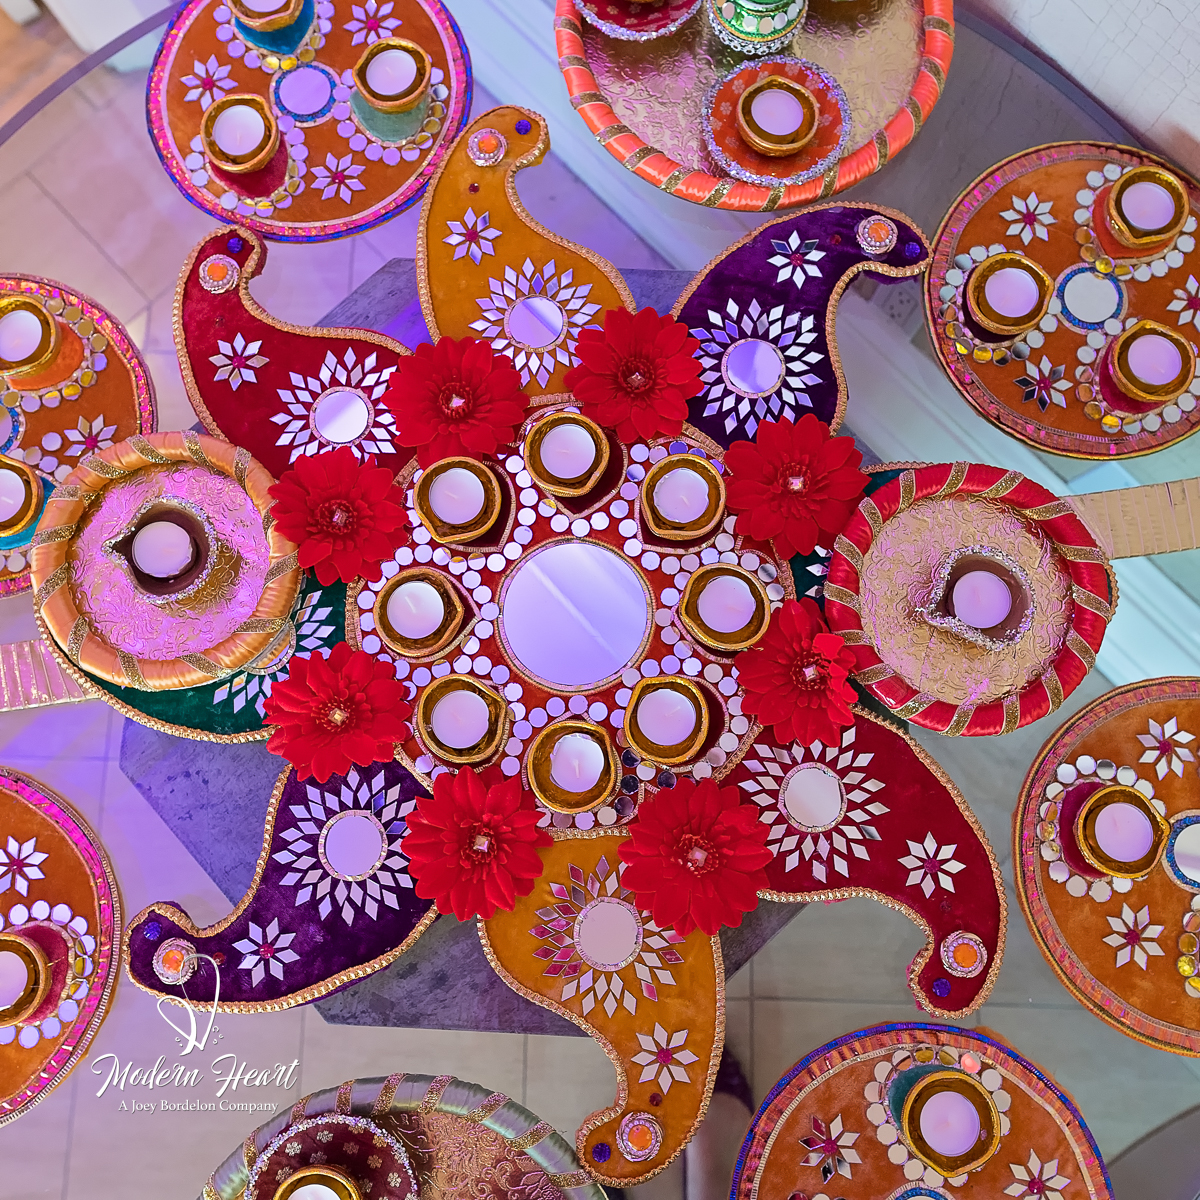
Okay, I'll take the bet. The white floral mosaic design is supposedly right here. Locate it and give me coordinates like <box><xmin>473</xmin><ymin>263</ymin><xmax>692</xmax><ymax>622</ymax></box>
<box><xmin>1001</xmin><ymin>192</ymin><xmax>1056</xmax><ymax>244</ymax></box>
<box><xmin>631</xmin><ymin>1024</ymin><xmax>699</xmax><ymax>1093</ymax></box>
<box><xmin>767</xmin><ymin>231</ymin><xmax>825</xmax><ymax>292</ymax></box>
<box><xmin>234</xmin><ymin>917</ymin><xmax>299</xmax><ymax>987</ymax></box>
<box><xmin>210</xmin><ymin>332</ymin><xmax>268</xmax><ymax>391</ymax></box>
<box><xmin>443</xmin><ymin>208</ymin><xmax>502</xmax><ymax>265</ymax></box>
<box><xmin>899</xmin><ymin>833</ymin><xmax>965</xmax><ymax>898</ymax></box>
<box><xmin>1102</xmin><ymin>903</ymin><xmax>1165</xmax><ymax>969</ymax></box>
<box><xmin>0</xmin><ymin>836</ymin><xmax>47</xmax><ymax>897</ymax></box>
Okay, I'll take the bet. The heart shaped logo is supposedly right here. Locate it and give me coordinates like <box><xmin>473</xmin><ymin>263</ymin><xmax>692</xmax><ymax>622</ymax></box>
<box><xmin>155</xmin><ymin>952</ymin><xmax>221</xmax><ymax>1056</ymax></box>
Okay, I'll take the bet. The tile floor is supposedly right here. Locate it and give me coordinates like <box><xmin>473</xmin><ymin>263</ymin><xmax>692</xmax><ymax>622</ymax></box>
<box><xmin>0</xmin><ymin>38</ymin><xmax>1194</xmax><ymax>1200</ymax></box>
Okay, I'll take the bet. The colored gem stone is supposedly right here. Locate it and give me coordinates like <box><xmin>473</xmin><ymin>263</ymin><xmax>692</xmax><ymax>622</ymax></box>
<box><xmin>649</xmin><ymin>1092</ymin><xmax>662</xmax><ymax>1106</ymax></box>
<box><xmin>960</xmin><ymin>1053</ymin><xmax>981</xmax><ymax>1074</ymax></box>
<box><xmin>161</xmin><ymin>947</ymin><xmax>187</xmax><ymax>974</ymax></box>
<box><xmin>228</xmin><ymin>237</ymin><xmax>243</xmax><ymax>253</ymax></box>
<box><xmin>904</xmin><ymin>240</ymin><xmax>922</xmax><ymax>258</ymax></box>
<box><xmin>620</xmin><ymin>775</ymin><xmax>639</xmax><ymax>794</ymax></box>
<box><xmin>515</xmin><ymin>119</ymin><xmax>531</xmax><ymax>135</ymax></box>
<box><xmin>591</xmin><ymin>1142</ymin><xmax>611</xmax><ymax>1163</ymax></box>
<box><xmin>626</xmin><ymin>1122</ymin><xmax>655</xmax><ymax>1153</ymax></box>
<box><xmin>931</xmin><ymin>977</ymin><xmax>951</xmax><ymax>998</ymax></box>
<box><xmin>615</xmin><ymin>793</ymin><xmax>637</xmax><ymax>819</ymax></box>
<box><xmin>657</xmin><ymin>770</ymin><xmax>675</xmax><ymax>789</ymax></box>
<box><xmin>469</xmin><ymin>182</ymin><xmax>479</xmax><ymax>193</ymax></box>
<box><xmin>143</xmin><ymin>921</ymin><xmax>162</xmax><ymax>941</ymax></box>
<box><xmin>622</xmin><ymin>749</ymin><xmax>639</xmax><ymax>768</ymax></box>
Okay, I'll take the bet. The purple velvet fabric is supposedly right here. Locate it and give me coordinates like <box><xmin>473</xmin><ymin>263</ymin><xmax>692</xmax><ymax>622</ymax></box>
<box><xmin>125</xmin><ymin>760</ymin><xmax>433</xmax><ymax>1007</ymax></box>
<box><xmin>677</xmin><ymin>205</ymin><xmax>930</xmax><ymax>446</ymax></box>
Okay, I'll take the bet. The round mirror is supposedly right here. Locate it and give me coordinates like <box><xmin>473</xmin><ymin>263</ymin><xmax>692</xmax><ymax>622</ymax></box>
<box><xmin>982</xmin><ymin>266</ymin><xmax>1041</xmax><ymax>320</ymax></box>
<box><xmin>430</xmin><ymin>688</ymin><xmax>492</xmax><ymax>750</ymax></box>
<box><xmin>0</xmin><ymin>469</ymin><xmax>27</xmax><ymax>523</ymax></box>
<box><xmin>0</xmin><ymin>308</ymin><xmax>44</xmax><ymax>364</ymax></box>
<box><xmin>386</xmin><ymin>580</ymin><xmax>445</xmax><ymax>640</ymax></box>
<box><xmin>131</xmin><ymin>521</ymin><xmax>196</xmax><ymax>579</ymax></box>
<box><xmin>427</xmin><ymin>467</ymin><xmax>485</xmax><ymax>526</ymax></box>
<box><xmin>311</xmin><ymin>388</ymin><xmax>371</xmax><ymax>445</ymax></box>
<box><xmin>652</xmin><ymin>467</ymin><xmax>711</xmax><ymax>525</ymax></box>
<box><xmin>365</xmin><ymin>48</ymin><xmax>417</xmax><ymax>98</ymax></box>
<box><xmin>781</xmin><ymin>764</ymin><xmax>844</xmax><ymax>829</ymax></box>
<box><xmin>723</xmin><ymin>338</ymin><xmax>785</xmax><ymax>397</ymax></box>
<box><xmin>321</xmin><ymin>811</ymin><xmax>386</xmax><ymax>880</ymax></box>
<box><xmin>278</xmin><ymin>66</ymin><xmax>333</xmax><ymax>116</ymax></box>
<box><xmin>1061</xmin><ymin>271</ymin><xmax>1122</xmax><ymax>325</ymax></box>
<box><xmin>500</xmin><ymin>542</ymin><xmax>649</xmax><ymax>687</ymax></box>
<box><xmin>573</xmin><ymin>897</ymin><xmax>642</xmax><ymax>971</ymax></box>
<box><xmin>697</xmin><ymin>573</ymin><xmax>756</xmax><ymax>634</ymax></box>
<box><xmin>211</xmin><ymin>103</ymin><xmax>267</xmax><ymax>157</ymax></box>
<box><xmin>505</xmin><ymin>296</ymin><xmax>565</xmax><ymax>349</ymax></box>
<box><xmin>919</xmin><ymin>1089</ymin><xmax>982</xmax><ymax>1158</ymax></box>
<box><xmin>1172</xmin><ymin>823</ymin><xmax>1200</xmax><ymax>882</ymax></box>
<box><xmin>549</xmin><ymin>733</ymin><xmax>606</xmax><ymax>794</ymax></box>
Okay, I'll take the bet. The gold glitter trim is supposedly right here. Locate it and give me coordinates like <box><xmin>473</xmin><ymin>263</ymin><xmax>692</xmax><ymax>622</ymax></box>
<box><xmin>905</xmin><ymin>95</ymin><xmax>924</xmax><ymax>133</ymax></box>
<box><xmin>233</xmin><ymin>446</ymin><xmax>252</xmax><ymax>490</ymax></box>
<box><xmin>372</xmin><ymin>1074</ymin><xmax>405</xmax><ymax>1118</ymax></box>
<box><xmin>66</xmin><ymin>616</ymin><xmax>88</xmax><ymax>663</ymax></box>
<box><xmin>243</xmin><ymin>1135</ymin><xmax>258</xmax><ymax>1171</ymax></box>
<box><xmin>559</xmin><ymin>54</ymin><xmax>588</xmax><ymax>68</ymax></box>
<box><xmin>623</xmin><ymin>144</ymin><xmax>658</xmax><ymax>170</ymax></box>
<box><xmin>944</xmin><ymin>704</ymin><xmax>974</xmax><ymax>737</ymax></box>
<box><xmin>30</xmin><ymin>523</ymin><xmax>75</xmax><ymax>547</ymax></box>
<box><xmin>1002</xmin><ymin>693</ymin><xmax>1021</xmax><ymax>735</ymax></box>
<box><xmin>555</xmin><ymin>14</ymin><xmax>582</xmax><ymax>33</ymax></box>
<box><xmin>874</xmin><ymin>130</ymin><xmax>889</xmax><ymax>169</ymax></box>
<box><xmin>833</xmin><ymin>534</ymin><xmax>862</xmax><ymax>570</ymax></box>
<box><xmin>978</xmin><ymin>471</ymin><xmax>1022</xmax><ymax>500</ymax></box>
<box><xmin>464</xmin><ymin>1092</ymin><xmax>509</xmax><ymax>1123</ymax></box>
<box><xmin>572</xmin><ymin>91</ymin><xmax>608</xmax><ymax>110</ymax></box>
<box><xmin>48</xmin><ymin>486</ymin><xmax>95</xmax><ymax>504</ymax></box>
<box><xmin>822</xmin><ymin>582</ymin><xmax>860</xmax><ymax>611</ymax></box>
<box><xmin>180</xmin><ymin>653</ymin><xmax>225</xmax><ymax>678</ymax></box>
<box><xmin>235</xmin><ymin>617</ymin><xmax>286</xmax><ymax>634</ymax></box>
<box><xmin>79</xmin><ymin>456</ymin><xmax>126</xmax><ymax>479</ymax></box>
<box><xmin>1071</xmin><ymin>586</ymin><xmax>1112</xmax><ymax>620</ymax></box>
<box><xmin>1043</xmin><ymin>668</ymin><xmax>1064</xmax><ymax>712</ymax></box>
<box><xmin>922</xmin><ymin>56</ymin><xmax>946</xmax><ymax>93</ymax></box>
<box><xmin>840</xmin><ymin>628</ymin><xmax>871</xmax><ymax>645</ymax></box>
<box><xmin>183</xmin><ymin>429</ymin><xmax>212</xmax><ymax>469</ymax></box>
<box><xmin>594</xmin><ymin>122</ymin><xmax>632</xmax><ymax>145</ymax></box>
<box><xmin>508</xmin><ymin>1121</ymin><xmax>554</xmax><ymax>1152</ymax></box>
<box><xmin>549</xmin><ymin>1172</ymin><xmax>590</xmax><ymax>1188</ymax></box>
<box><xmin>659</xmin><ymin>166</ymin><xmax>691</xmax><ymax>195</ymax></box>
<box><xmin>1021</xmin><ymin>499</ymin><xmax>1073</xmax><ymax>520</ymax></box>
<box><xmin>703</xmin><ymin>179</ymin><xmax>735</xmax><ymax>208</ymax></box>
<box><xmin>933</xmin><ymin>462</ymin><xmax>968</xmax><ymax>498</ymax></box>
<box><xmin>33</xmin><ymin>562</ymin><xmax>69</xmax><ymax>609</ymax></box>
<box><xmin>860</xmin><ymin>498</ymin><xmax>883</xmax><ymax>540</ymax></box>
<box><xmin>128</xmin><ymin>435</ymin><xmax>171</xmax><ymax>463</ymax></box>
<box><xmin>335</xmin><ymin>1080</ymin><xmax>354</xmax><ymax>1114</ymax></box>
<box><xmin>893</xmin><ymin>693</ymin><xmax>934</xmax><ymax>720</ymax></box>
<box><xmin>116</xmin><ymin>649</ymin><xmax>146</xmax><ymax>689</ymax></box>
<box><xmin>818</xmin><ymin>167</ymin><xmax>839</xmax><ymax>199</ymax></box>
<box><xmin>898</xmin><ymin>470</ymin><xmax>916</xmax><ymax>513</ymax></box>
<box><xmin>1058</xmin><ymin>544</ymin><xmax>1109</xmax><ymax>564</ymax></box>
<box><xmin>266</xmin><ymin>551</ymin><xmax>299</xmax><ymax>583</ymax></box>
<box><xmin>420</xmin><ymin>1075</ymin><xmax>453</xmax><ymax>1114</ymax></box>
<box><xmin>762</xmin><ymin>187</ymin><xmax>784</xmax><ymax>211</ymax></box>
<box><xmin>1066</xmin><ymin>630</ymin><xmax>1097</xmax><ymax>670</ymax></box>
<box><xmin>855</xmin><ymin>663</ymin><xmax>893</xmax><ymax>685</ymax></box>
<box><xmin>290</xmin><ymin>1096</ymin><xmax>309</xmax><ymax>1124</ymax></box>
<box><xmin>924</xmin><ymin>14</ymin><xmax>955</xmax><ymax>38</ymax></box>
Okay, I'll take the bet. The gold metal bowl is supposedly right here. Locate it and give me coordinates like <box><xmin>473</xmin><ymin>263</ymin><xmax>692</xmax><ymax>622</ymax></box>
<box><xmin>0</xmin><ymin>932</ymin><xmax>51</xmax><ymax>1027</ymax></box>
<box><xmin>415</xmin><ymin>674</ymin><xmax>509</xmax><ymax>765</ymax></box>
<box><xmin>527</xmin><ymin>720</ymin><xmax>619</xmax><ymax>813</ymax></box>
<box><xmin>353</xmin><ymin>38</ymin><xmax>432</xmax><ymax>114</ymax></box>
<box><xmin>964</xmin><ymin>253</ymin><xmax>1054</xmax><ymax>337</ymax></box>
<box><xmin>373</xmin><ymin>567</ymin><xmax>465</xmax><ymax>659</ymax></box>
<box><xmin>228</xmin><ymin>0</ymin><xmax>307</xmax><ymax>32</ymax></box>
<box><xmin>736</xmin><ymin>76</ymin><xmax>818</xmax><ymax>158</ymax></box>
<box><xmin>272</xmin><ymin>1165</ymin><xmax>362</xmax><ymax>1200</ymax></box>
<box><xmin>1105</xmin><ymin>165</ymin><xmax>1189</xmax><ymax>250</ymax></box>
<box><xmin>201</xmin><ymin>93</ymin><xmax>280</xmax><ymax>175</ymax></box>
<box><xmin>1074</xmin><ymin>783</ymin><xmax>1170</xmax><ymax>879</ymax></box>
<box><xmin>412</xmin><ymin>457</ymin><xmax>503</xmax><ymax>545</ymax></box>
<box><xmin>1110</xmin><ymin>319</ymin><xmax>1196</xmax><ymax>405</ymax></box>
<box><xmin>0</xmin><ymin>454</ymin><xmax>43</xmax><ymax>539</ymax></box>
<box><xmin>0</xmin><ymin>294</ymin><xmax>60</xmax><ymax>380</ymax></box>
<box><xmin>640</xmin><ymin>453</ymin><xmax>725</xmax><ymax>543</ymax></box>
<box><xmin>899</xmin><ymin>1068</ymin><xmax>1001</xmax><ymax>1177</ymax></box>
<box><xmin>679</xmin><ymin>563</ymin><xmax>769</xmax><ymax>652</ymax></box>
<box><xmin>623</xmin><ymin>676</ymin><xmax>710</xmax><ymax>766</ymax></box>
<box><xmin>523</xmin><ymin>411</ymin><xmax>610</xmax><ymax>498</ymax></box>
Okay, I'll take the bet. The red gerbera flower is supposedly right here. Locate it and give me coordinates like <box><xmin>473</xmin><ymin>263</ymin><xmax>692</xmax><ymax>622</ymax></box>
<box><xmin>264</xmin><ymin>641</ymin><xmax>410</xmax><ymax>783</ymax></box>
<box><xmin>383</xmin><ymin>336</ymin><xmax>528</xmax><ymax>467</ymax></box>
<box><xmin>403</xmin><ymin>767</ymin><xmax>553</xmax><ymax>920</ymax></box>
<box><xmin>737</xmin><ymin>598</ymin><xmax>858</xmax><ymax>747</ymax></box>
<box><xmin>725</xmin><ymin>414</ymin><xmax>868</xmax><ymax>559</ymax></box>
<box><xmin>564</xmin><ymin>307</ymin><xmax>702</xmax><ymax>442</ymax></box>
<box><xmin>267</xmin><ymin>446</ymin><xmax>409</xmax><ymax>586</ymax></box>
<box><xmin>618</xmin><ymin>778</ymin><xmax>772</xmax><ymax>937</ymax></box>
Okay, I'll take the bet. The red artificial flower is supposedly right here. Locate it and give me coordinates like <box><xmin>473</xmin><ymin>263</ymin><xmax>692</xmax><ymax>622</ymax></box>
<box><xmin>619</xmin><ymin>778</ymin><xmax>772</xmax><ymax>937</ymax></box>
<box><xmin>564</xmin><ymin>307</ymin><xmax>702</xmax><ymax>441</ymax></box>
<box><xmin>725</xmin><ymin>414</ymin><xmax>868</xmax><ymax>559</ymax></box>
<box><xmin>737</xmin><ymin>598</ymin><xmax>858</xmax><ymax>747</ymax></box>
<box><xmin>383</xmin><ymin>336</ymin><xmax>528</xmax><ymax>467</ymax></box>
<box><xmin>403</xmin><ymin>767</ymin><xmax>552</xmax><ymax>920</ymax></box>
<box><xmin>264</xmin><ymin>641</ymin><xmax>410</xmax><ymax>783</ymax></box>
<box><xmin>268</xmin><ymin>445</ymin><xmax>409</xmax><ymax>586</ymax></box>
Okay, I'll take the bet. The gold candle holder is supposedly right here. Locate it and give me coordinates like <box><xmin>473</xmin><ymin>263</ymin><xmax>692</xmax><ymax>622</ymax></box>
<box><xmin>272</xmin><ymin>1165</ymin><xmax>362</xmax><ymax>1200</ymax></box>
<box><xmin>0</xmin><ymin>933</ymin><xmax>51</xmax><ymax>1027</ymax></box>
<box><xmin>352</xmin><ymin>38</ymin><xmax>432</xmax><ymax>113</ymax></box>
<box><xmin>964</xmin><ymin>253</ymin><xmax>1054</xmax><ymax>337</ymax></box>
<box><xmin>679</xmin><ymin>564</ymin><xmax>770</xmax><ymax>652</ymax></box>
<box><xmin>201</xmin><ymin>93</ymin><xmax>280</xmax><ymax>175</ymax></box>
<box><xmin>0</xmin><ymin>295</ymin><xmax>60</xmax><ymax>381</ymax></box>
<box><xmin>1105</xmin><ymin>165</ymin><xmax>1189</xmax><ymax>250</ymax></box>
<box><xmin>227</xmin><ymin>0</ymin><xmax>307</xmax><ymax>32</ymax></box>
<box><xmin>415</xmin><ymin>674</ymin><xmax>509</xmax><ymax>764</ymax></box>
<box><xmin>624</xmin><ymin>676</ymin><xmax>710</xmax><ymax>766</ymax></box>
<box><xmin>0</xmin><ymin>454</ymin><xmax>44</xmax><ymax>539</ymax></box>
<box><xmin>412</xmin><ymin>457</ymin><xmax>503</xmax><ymax>545</ymax></box>
<box><xmin>639</xmin><ymin>453</ymin><xmax>725</xmax><ymax>542</ymax></box>
<box><xmin>1110</xmin><ymin>319</ymin><xmax>1196</xmax><ymax>405</ymax></box>
<box><xmin>523</xmin><ymin>411</ymin><xmax>610</xmax><ymax>498</ymax></box>
<box><xmin>373</xmin><ymin>567</ymin><xmax>465</xmax><ymax>659</ymax></box>
<box><xmin>736</xmin><ymin>76</ymin><xmax>818</xmax><ymax>158</ymax></box>
<box><xmin>899</xmin><ymin>1069</ymin><xmax>1001</xmax><ymax>1177</ymax></box>
<box><xmin>1074</xmin><ymin>784</ymin><xmax>1170</xmax><ymax>879</ymax></box>
<box><xmin>527</xmin><ymin>720</ymin><xmax>619</xmax><ymax>813</ymax></box>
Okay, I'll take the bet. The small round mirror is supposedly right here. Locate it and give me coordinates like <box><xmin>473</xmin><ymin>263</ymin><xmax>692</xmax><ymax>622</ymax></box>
<box><xmin>505</xmin><ymin>296</ymin><xmax>565</xmax><ymax>349</ymax></box>
<box><xmin>723</xmin><ymin>338</ymin><xmax>785</xmax><ymax>397</ymax></box>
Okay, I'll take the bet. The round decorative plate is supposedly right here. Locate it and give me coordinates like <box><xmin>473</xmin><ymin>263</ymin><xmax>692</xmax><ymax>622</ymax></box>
<box><xmin>926</xmin><ymin>142</ymin><xmax>1200</xmax><ymax>458</ymax></box>
<box><xmin>823</xmin><ymin>463</ymin><xmax>1114</xmax><ymax>737</ymax></box>
<box><xmin>203</xmin><ymin>1072</ymin><xmax>604</xmax><ymax>1199</ymax></box>
<box><xmin>147</xmin><ymin>0</ymin><xmax>472</xmax><ymax>241</ymax></box>
<box><xmin>0</xmin><ymin>275</ymin><xmax>155</xmax><ymax>596</ymax></box>
<box><xmin>0</xmin><ymin>767</ymin><xmax>121</xmax><ymax>1127</ymax></box>
<box><xmin>346</xmin><ymin>410</ymin><xmax>795</xmax><ymax>829</ymax></box>
<box><xmin>730</xmin><ymin>1023</ymin><xmax>1112</xmax><ymax>1199</ymax></box>
<box><xmin>555</xmin><ymin>0</ymin><xmax>953</xmax><ymax>211</ymax></box>
<box><xmin>1015</xmin><ymin>677</ymin><xmax>1200</xmax><ymax>1056</ymax></box>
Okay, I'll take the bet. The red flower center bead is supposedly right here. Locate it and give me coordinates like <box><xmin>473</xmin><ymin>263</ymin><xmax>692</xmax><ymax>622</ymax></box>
<box><xmin>317</xmin><ymin>499</ymin><xmax>357</xmax><ymax>533</ymax></box>
<box><xmin>782</xmin><ymin>464</ymin><xmax>810</xmax><ymax>494</ymax></box>
<box><xmin>678</xmin><ymin>835</ymin><xmax>717</xmax><ymax>875</ymax></box>
<box><xmin>792</xmin><ymin>656</ymin><xmax>827</xmax><ymax>689</ymax></box>
<box><xmin>437</xmin><ymin>384</ymin><xmax>475</xmax><ymax>420</ymax></box>
<box><xmin>320</xmin><ymin>703</ymin><xmax>351</xmax><ymax>730</ymax></box>
<box><xmin>619</xmin><ymin>358</ymin><xmax>656</xmax><ymax>394</ymax></box>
